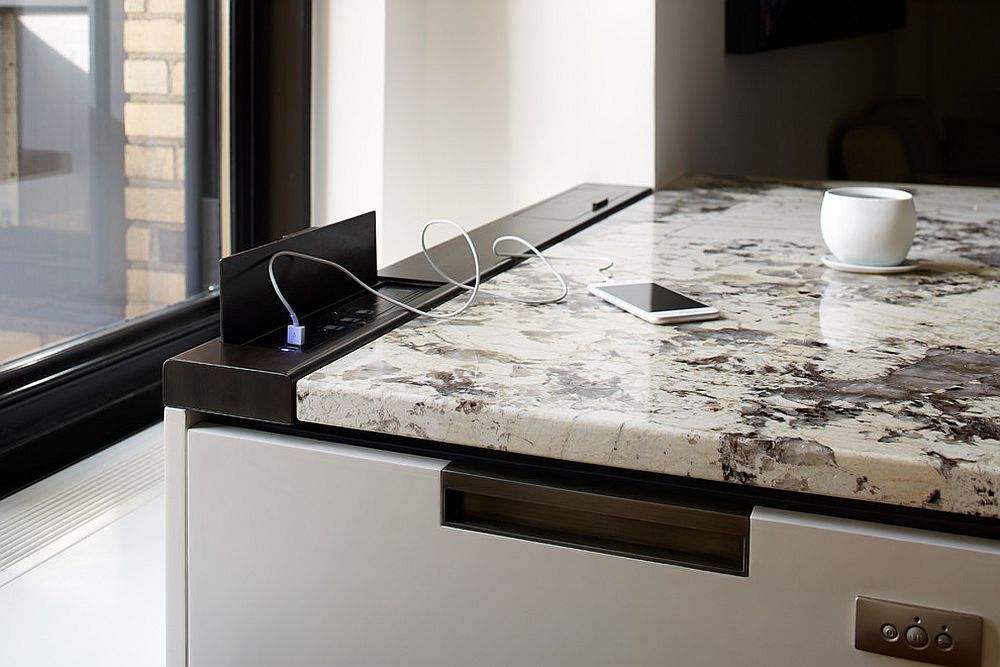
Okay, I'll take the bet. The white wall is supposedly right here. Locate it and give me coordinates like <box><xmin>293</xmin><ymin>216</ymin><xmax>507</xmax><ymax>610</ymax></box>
<box><xmin>313</xmin><ymin>0</ymin><xmax>656</xmax><ymax>267</ymax></box>
<box><xmin>383</xmin><ymin>0</ymin><xmax>656</xmax><ymax>266</ymax></box>
<box><xmin>655</xmin><ymin>0</ymin><xmax>896</xmax><ymax>184</ymax></box>
<box><xmin>311</xmin><ymin>0</ymin><xmax>386</xmax><ymax>233</ymax></box>
<box><xmin>314</xmin><ymin>0</ymin><xmax>904</xmax><ymax>264</ymax></box>
<box><xmin>381</xmin><ymin>0</ymin><xmax>514</xmax><ymax>265</ymax></box>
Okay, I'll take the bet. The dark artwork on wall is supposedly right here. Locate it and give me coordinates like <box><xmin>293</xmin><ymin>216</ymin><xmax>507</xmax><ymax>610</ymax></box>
<box><xmin>726</xmin><ymin>0</ymin><xmax>906</xmax><ymax>54</ymax></box>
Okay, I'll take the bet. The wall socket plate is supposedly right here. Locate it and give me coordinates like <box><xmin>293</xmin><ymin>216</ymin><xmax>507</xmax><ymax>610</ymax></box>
<box><xmin>855</xmin><ymin>596</ymin><xmax>982</xmax><ymax>667</ymax></box>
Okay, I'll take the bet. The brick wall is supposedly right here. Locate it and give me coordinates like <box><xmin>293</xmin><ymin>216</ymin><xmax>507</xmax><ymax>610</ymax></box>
<box><xmin>122</xmin><ymin>0</ymin><xmax>186</xmax><ymax>319</ymax></box>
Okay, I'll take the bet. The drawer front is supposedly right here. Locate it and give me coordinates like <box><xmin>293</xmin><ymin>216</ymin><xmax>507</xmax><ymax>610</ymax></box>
<box><xmin>186</xmin><ymin>425</ymin><xmax>1000</xmax><ymax>666</ymax></box>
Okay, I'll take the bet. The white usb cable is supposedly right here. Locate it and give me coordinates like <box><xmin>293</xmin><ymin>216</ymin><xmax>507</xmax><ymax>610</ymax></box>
<box><xmin>493</xmin><ymin>242</ymin><xmax>614</xmax><ymax>279</ymax></box>
<box><xmin>268</xmin><ymin>218</ymin><xmax>613</xmax><ymax>347</ymax></box>
<box><xmin>422</xmin><ymin>235</ymin><xmax>568</xmax><ymax>305</ymax></box>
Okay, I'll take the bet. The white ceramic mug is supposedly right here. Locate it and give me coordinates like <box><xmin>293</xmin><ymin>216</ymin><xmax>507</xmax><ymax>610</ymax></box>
<box><xmin>820</xmin><ymin>187</ymin><xmax>916</xmax><ymax>266</ymax></box>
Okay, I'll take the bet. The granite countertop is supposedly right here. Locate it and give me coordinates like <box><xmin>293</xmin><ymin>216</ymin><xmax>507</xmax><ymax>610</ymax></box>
<box><xmin>297</xmin><ymin>178</ymin><xmax>1000</xmax><ymax>518</ymax></box>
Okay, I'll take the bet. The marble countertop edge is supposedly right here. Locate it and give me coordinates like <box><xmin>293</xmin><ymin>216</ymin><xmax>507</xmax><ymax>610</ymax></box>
<box><xmin>296</xmin><ymin>381</ymin><xmax>1000</xmax><ymax>518</ymax></box>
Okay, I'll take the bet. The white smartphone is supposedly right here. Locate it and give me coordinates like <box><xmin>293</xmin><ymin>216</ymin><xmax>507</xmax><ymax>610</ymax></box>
<box><xmin>588</xmin><ymin>280</ymin><xmax>720</xmax><ymax>325</ymax></box>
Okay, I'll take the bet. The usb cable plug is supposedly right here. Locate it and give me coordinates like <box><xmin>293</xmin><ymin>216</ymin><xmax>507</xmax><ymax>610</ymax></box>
<box><xmin>286</xmin><ymin>324</ymin><xmax>305</xmax><ymax>347</ymax></box>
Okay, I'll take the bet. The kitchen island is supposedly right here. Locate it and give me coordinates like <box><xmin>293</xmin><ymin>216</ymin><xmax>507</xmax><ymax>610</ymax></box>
<box><xmin>166</xmin><ymin>178</ymin><xmax>1000</xmax><ymax>667</ymax></box>
<box><xmin>298</xmin><ymin>177</ymin><xmax>1000</xmax><ymax>519</ymax></box>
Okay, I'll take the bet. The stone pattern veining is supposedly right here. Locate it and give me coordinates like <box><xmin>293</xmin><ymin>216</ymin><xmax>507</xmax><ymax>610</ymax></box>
<box><xmin>297</xmin><ymin>178</ymin><xmax>1000</xmax><ymax>518</ymax></box>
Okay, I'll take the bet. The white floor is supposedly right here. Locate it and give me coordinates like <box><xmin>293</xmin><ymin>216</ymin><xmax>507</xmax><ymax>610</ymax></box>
<box><xmin>0</xmin><ymin>429</ymin><xmax>166</xmax><ymax>667</ymax></box>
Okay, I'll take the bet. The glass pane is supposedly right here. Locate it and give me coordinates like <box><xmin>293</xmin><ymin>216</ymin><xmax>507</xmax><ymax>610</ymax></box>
<box><xmin>0</xmin><ymin>0</ymin><xmax>205</xmax><ymax>367</ymax></box>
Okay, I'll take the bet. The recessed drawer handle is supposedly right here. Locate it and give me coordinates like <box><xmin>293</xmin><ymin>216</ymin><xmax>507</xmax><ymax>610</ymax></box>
<box><xmin>441</xmin><ymin>465</ymin><xmax>751</xmax><ymax>576</ymax></box>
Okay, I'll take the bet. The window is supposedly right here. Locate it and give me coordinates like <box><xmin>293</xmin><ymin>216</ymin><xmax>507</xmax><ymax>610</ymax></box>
<box><xmin>0</xmin><ymin>0</ymin><xmax>215</xmax><ymax>367</ymax></box>
<box><xmin>0</xmin><ymin>0</ymin><xmax>227</xmax><ymax>496</ymax></box>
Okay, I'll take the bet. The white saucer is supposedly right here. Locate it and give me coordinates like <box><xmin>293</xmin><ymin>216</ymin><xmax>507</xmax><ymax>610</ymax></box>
<box><xmin>821</xmin><ymin>255</ymin><xmax>920</xmax><ymax>274</ymax></box>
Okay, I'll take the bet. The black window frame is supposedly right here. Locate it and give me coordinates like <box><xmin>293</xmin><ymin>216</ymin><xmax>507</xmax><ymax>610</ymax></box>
<box><xmin>0</xmin><ymin>0</ymin><xmax>312</xmax><ymax>497</ymax></box>
<box><xmin>231</xmin><ymin>0</ymin><xmax>312</xmax><ymax>251</ymax></box>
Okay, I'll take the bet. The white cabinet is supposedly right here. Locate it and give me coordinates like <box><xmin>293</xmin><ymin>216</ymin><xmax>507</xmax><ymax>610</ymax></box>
<box><xmin>179</xmin><ymin>423</ymin><xmax>1000</xmax><ymax>666</ymax></box>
